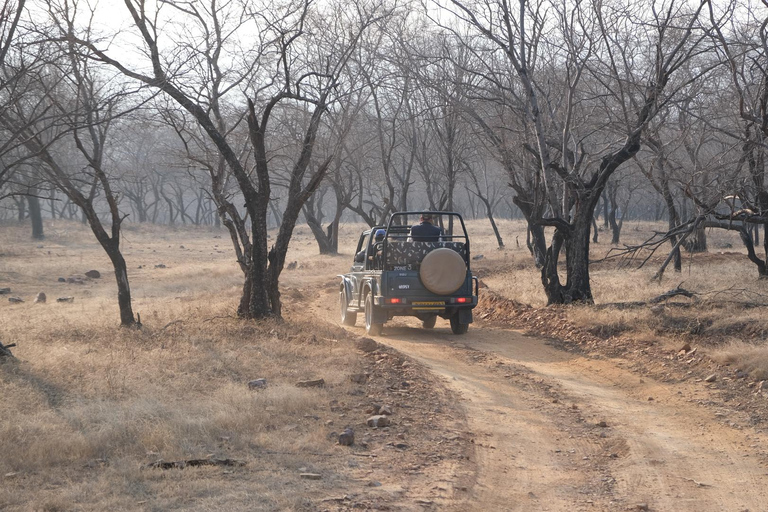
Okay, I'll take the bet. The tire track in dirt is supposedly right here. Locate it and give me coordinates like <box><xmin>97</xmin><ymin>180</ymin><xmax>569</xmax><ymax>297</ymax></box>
<box><xmin>353</xmin><ymin>318</ymin><xmax>768</xmax><ymax>511</ymax></box>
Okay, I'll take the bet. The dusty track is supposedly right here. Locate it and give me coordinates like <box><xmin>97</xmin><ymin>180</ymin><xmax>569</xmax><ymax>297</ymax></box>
<box><xmin>319</xmin><ymin>295</ymin><xmax>768</xmax><ymax>511</ymax></box>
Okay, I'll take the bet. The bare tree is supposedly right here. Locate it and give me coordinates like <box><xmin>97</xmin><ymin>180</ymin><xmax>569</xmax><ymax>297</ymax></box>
<box><xmin>435</xmin><ymin>0</ymin><xmax>713</xmax><ymax>304</ymax></box>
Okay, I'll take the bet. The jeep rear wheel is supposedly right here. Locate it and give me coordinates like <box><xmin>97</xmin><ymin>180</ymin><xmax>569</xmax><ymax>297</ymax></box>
<box><xmin>422</xmin><ymin>315</ymin><xmax>437</xmax><ymax>329</ymax></box>
<box><xmin>365</xmin><ymin>294</ymin><xmax>383</xmax><ymax>335</ymax></box>
<box><xmin>340</xmin><ymin>287</ymin><xmax>357</xmax><ymax>326</ymax></box>
<box><xmin>450</xmin><ymin>314</ymin><xmax>469</xmax><ymax>335</ymax></box>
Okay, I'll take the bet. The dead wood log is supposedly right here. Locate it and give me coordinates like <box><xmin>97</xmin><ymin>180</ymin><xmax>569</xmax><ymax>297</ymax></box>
<box><xmin>143</xmin><ymin>458</ymin><xmax>246</xmax><ymax>470</ymax></box>
<box><xmin>0</xmin><ymin>342</ymin><xmax>16</xmax><ymax>359</ymax></box>
<box><xmin>649</xmin><ymin>286</ymin><xmax>697</xmax><ymax>304</ymax></box>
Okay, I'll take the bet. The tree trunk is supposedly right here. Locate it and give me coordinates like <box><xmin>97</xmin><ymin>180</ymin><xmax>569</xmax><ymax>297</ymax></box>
<box><xmin>28</xmin><ymin>193</ymin><xmax>44</xmax><ymax>239</ymax></box>
<box><xmin>541</xmin><ymin>216</ymin><xmax>594</xmax><ymax>305</ymax></box>
<box><xmin>107</xmin><ymin>246</ymin><xmax>136</xmax><ymax>326</ymax></box>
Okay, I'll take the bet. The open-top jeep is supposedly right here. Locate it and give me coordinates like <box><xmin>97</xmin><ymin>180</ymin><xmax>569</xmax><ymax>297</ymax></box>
<box><xmin>338</xmin><ymin>211</ymin><xmax>479</xmax><ymax>335</ymax></box>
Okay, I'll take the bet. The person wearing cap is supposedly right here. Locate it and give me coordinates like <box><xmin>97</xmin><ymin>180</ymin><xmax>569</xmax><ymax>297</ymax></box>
<box><xmin>410</xmin><ymin>213</ymin><xmax>443</xmax><ymax>242</ymax></box>
<box><xmin>355</xmin><ymin>229</ymin><xmax>386</xmax><ymax>266</ymax></box>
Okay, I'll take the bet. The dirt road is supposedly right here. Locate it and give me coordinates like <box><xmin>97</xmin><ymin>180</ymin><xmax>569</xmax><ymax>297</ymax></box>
<box><xmin>334</xmin><ymin>312</ymin><xmax>768</xmax><ymax>511</ymax></box>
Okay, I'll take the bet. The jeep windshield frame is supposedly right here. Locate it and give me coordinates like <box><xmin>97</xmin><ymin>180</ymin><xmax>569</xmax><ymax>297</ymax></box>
<box><xmin>380</xmin><ymin>211</ymin><xmax>471</xmax><ymax>268</ymax></box>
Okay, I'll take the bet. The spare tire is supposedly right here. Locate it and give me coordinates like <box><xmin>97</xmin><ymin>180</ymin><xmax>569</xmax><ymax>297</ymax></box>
<box><xmin>419</xmin><ymin>248</ymin><xmax>467</xmax><ymax>295</ymax></box>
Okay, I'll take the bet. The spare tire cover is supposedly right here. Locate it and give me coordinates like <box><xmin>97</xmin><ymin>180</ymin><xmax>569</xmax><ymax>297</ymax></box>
<box><xmin>419</xmin><ymin>248</ymin><xmax>467</xmax><ymax>295</ymax></box>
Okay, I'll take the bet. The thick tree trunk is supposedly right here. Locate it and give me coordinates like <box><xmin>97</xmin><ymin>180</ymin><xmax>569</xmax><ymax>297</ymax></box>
<box><xmin>28</xmin><ymin>193</ymin><xmax>44</xmax><ymax>239</ymax></box>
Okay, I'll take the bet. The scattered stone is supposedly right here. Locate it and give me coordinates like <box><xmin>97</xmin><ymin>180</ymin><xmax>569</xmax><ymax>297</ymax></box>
<box><xmin>286</xmin><ymin>261</ymin><xmax>298</xmax><ymax>270</ymax></box>
<box><xmin>154</xmin><ymin>264</ymin><xmax>167</xmax><ymax>269</ymax></box>
<box><xmin>300</xmin><ymin>473</ymin><xmax>322</xmax><ymax>480</ymax></box>
<box><xmin>355</xmin><ymin>337</ymin><xmax>378</xmax><ymax>353</ymax></box>
<box><xmin>378</xmin><ymin>405</ymin><xmax>393</xmax><ymax>416</ymax></box>
<box><xmin>472</xmin><ymin>254</ymin><xmax>484</xmax><ymax>260</ymax></box>
<box><xmin>350</xmin><ymin>373</ymin><xmax>369</xmax><ymax>384</ymax></box>
<box><xmin>635</xmin><ymin>504</ymin><xmax>649</xmax><ymax>511</ymax></box>
<box><xmin>67</xmin><ymin>277</ymin><xmax>85</xmax><ymax>285</ymax></box>
<box><xmin>0</xmin><ymin>288</ymin><xmax>10</xmax><ymax>294</ymax></box>
<box><xmin>57</xmin><ymin>277</ymin><xmax>66</xmax><ymax>282</ymax></box>
<box><xmin>367</xmin><ymin>415</ymin><xmax>391</xmax><ymax>428</ymax></box>
<box><xmin>679</xmin><ymin>342</ymin><xmax>691</xmax><ymax>354</ymax></box>
<box><xmin>367</xmin><ymin>480</ymin><xmax>382</xmax><ymax>487</ymax></box>
<box><xmin>56</xmin><ymin>297</ymin><xmax>74</xmax><ymax>303</ymax></box>
<box><xmin>4</xmin><ymin>472</ymin><xmax>18</xmax><ymax>479</ymax></box>
<box><xmin>596</xmin><ymin>421</ymin><xmax>608</xmax><ymax>428</ymax></box>
<box><xmin>297</xmin><ymin>378</ymin><xmax>325</xmax><ymax>388</ymax></box>
<box><xmin>704</xmin><ymin>374</ymin><xmax>717</xmax><ymax>383</ymax></box>
<box><xmin>85</xmin><ymin>270</ymin><xmax>101</xmax><ymax>279</ymax></box>
<box><xmin>8</xmin><ymin>297</ymin><xmax>23</xmax><ymax>303</ymax></box>
<box><xmin>394</xmin><ymin>442</ymin><xmax>409</xmax><ymax>449</ymax></box>
<box><xmin>247</xmin><ymin>378</ymin><xmax>267</xmax><ymax>390</ymax></box>
<box><xmin>34</xmin><ymin>292</ymin><xmax>46</xmax><ymax>304</ymax></box>
<box><xmin>338</xmin><ymin>428</ymin><xmax>355</xmax><ymax>446</ymax></box>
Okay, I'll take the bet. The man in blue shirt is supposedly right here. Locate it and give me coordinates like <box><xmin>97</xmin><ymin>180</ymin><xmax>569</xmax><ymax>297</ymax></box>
<box><xmin>410</xmin><ymin>213</ymin><xmax>443</xmax><ymax>241</ymax></box>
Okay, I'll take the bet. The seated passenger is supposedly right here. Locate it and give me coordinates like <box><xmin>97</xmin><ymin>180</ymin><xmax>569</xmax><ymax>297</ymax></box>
<box><xmin>410</xmin><ymin>213</ymin><xmax>443</xmax><ymax>242</ymax></box>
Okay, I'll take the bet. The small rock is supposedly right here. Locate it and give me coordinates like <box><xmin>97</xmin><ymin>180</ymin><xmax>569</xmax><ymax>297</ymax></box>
<box><xmin>472</xmin><ymin>254</ymin><xmax>484</xmax><ymax>260</ymax></box>
<box><xmin>350</xmin><ymin>373</ymin><xmax>369</xmax><ymax>384</ymax></box>
<box><xmin>297</xmin><ymin>378</ymin><xmax>325</xmax><ymax>388</ymax></box>
<box><xmin>679</xmin><ymin>342</ymin><xmax>691</xmax><ymax>353</ymax></box>
<box><xmin>57</xmin><ymin>277</ymin><xmax>66</xmax><ymax>282</ymax></box>
<box><xmin>4</xmin><ymin>472</ymin><xmax>18</xmax><ymax>479</ymax></box>
<box><xmin>368</xmin><ymin>480</ymin><xmax>382</xmax><ymax>487</ymax></box>
<box><xmin>8</xmin><ymin>297</ymin><xmax>23</xmax><ymax>303</ymax></box>
<box><xmin>0</xmin><ymin>287</ymin><xmax>10</xmax><ymax>294</ymax></box>
<box><xmin>300</xmin><ymin>473</ymin><xmax>322</xmax><ymax>480</ymax></box>
<box><xmin>67</xmin><ymin>277</ymin><xmax>85</xmax><ymax>285</ymax></box>
<box><xmin>34</xmin><ymin>292</ymin><xmax>46</xmax><ymax>304</ymax></box>
<box><xmin>704</xmin><ymin>374</ymin><xmax>717</xmax><ymax>383</ymax></box>
<box><xmin>367</xmin><ymin>415</ymin><xmax>390</xmax><ymax>428</ymax></box>
<box><xmin>635</xmin><ymin>504</ymin><xmax>649</xmax><ymax>511</ymax></box>
<box><xmin>286</xmin><ymin>261</ymin><xmax>298</xmax><ymax>270</ymax></box>
<box><xmin>56</xmin><ymin>297</ymin><xmax>74</xmax><ymax>303</ymax></box>
<box><xmin>85</xmin><ymin>270</ymin><xmax>101</xmax><ymax>279</ymax></box>
<box><xmin>596</xmin><ymin>421</ymin><xmax>608</xmax><ymax>428</ymax></box>
<box><xmin>378</xmin><ymin>405</ymin><xmax>393</xmax><ymax>415</ymax></box>
<box><xmin>154</xmin><ymin>264</ymin><xmax>166</xmax><ymax>269</ymax></box>
<box><xmin>355</xmin><ymin>337</ymin><xmax>378</xmax><ymax>353</ymax></box>
<box><xmin>338</xmin><ymin>428</ymin><xmax>355</xmax><ymax>446</ymax></box>
<box><xmin>394</xmin><ymin>442</ymin><xmax>408</xmax><ymax>449</ymax></box>
<box><xmin>247</xmin><ymin>378</ymin><xmax>267</xmax><ymax>390</ymax></box>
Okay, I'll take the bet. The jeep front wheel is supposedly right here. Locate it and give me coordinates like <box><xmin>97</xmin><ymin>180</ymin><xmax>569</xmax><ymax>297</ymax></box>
<box><xmin>365</xmin><ymin>294</ymin><xmax>383</xmax><ymax>336</ymax></box>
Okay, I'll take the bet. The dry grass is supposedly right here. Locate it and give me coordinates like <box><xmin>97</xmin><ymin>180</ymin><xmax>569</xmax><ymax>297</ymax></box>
<box><xmin>0</xmin><ymin>220</ymin><xmax>371</xmax><ymax>511</ymax></box>
<box><xmin>712</xmin><ymin>341</ymin><xmax>768</xmax><ymax>381</ymax></box>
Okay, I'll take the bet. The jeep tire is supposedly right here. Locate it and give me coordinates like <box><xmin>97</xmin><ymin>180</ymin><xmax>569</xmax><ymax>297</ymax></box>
<box><xmin>365</xmin><ymin>293</ymin><xmax>383</xmax><ymax>335</ymax></box>
<box><xmin>420</xmin><ymin>248</ymin><xmax>466</xmax><ymax>295</ymax></box>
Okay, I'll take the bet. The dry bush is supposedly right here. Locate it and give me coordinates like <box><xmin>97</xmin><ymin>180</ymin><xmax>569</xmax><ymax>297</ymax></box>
<box><xmin>711</xmin><ymin>340</ymin><xmax>768</xmax><ymax>381</ymax></box>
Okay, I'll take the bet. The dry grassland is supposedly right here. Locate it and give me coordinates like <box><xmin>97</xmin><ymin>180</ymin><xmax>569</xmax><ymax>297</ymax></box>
<box><xmin>2</xmin><ymin>220</ymin><xmax>459</xmax><ymax>511</ymax></box>
<box><xmin>2</xmin><ymin>216</ymin><xmax>768</xmax><ymax>510</ymax></box>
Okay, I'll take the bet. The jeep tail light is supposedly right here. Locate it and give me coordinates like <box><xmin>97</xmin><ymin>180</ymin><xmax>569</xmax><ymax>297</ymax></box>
<box><xmin>457</xmin><ymin>297</ymin><xmax>468</xmax><ymax>303</ymax></box>
<box><xmin>389</xmin><ymin>298</ymin><xmax>402</xmax><ymax>304</ymax></box>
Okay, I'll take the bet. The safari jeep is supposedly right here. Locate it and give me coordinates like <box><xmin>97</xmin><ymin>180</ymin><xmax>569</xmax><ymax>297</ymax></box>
<box><xmin>338</xmin><ymin>211</ymin><xmax>479</xmax><ymax>335</ymax></box>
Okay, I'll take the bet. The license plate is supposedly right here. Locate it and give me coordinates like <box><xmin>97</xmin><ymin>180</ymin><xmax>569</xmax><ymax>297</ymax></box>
<box><xmin>413</xmin><ymin>301</ymin><xmax>444</xmax><ymax>306</ymax></box>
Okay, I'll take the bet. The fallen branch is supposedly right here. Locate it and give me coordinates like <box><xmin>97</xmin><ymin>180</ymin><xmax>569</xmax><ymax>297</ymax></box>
<box><xmin>650</xmin><ymin>285</ymin><xmax>697</xmax><ymax>304</ymax></box>
<box><xmin>0</xmin><ymin>342</ymin><xmax>16</xmax><ymax>359</ymax></box>
<box><xmin>144</xmin><ymin>458</ymin><xmax>246</xmax><ymax>470</ymax></box>
<box><xmin>161</xmin><ymin>320</ymin><xmax>183</xmax><ymax>331</ymax></box>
